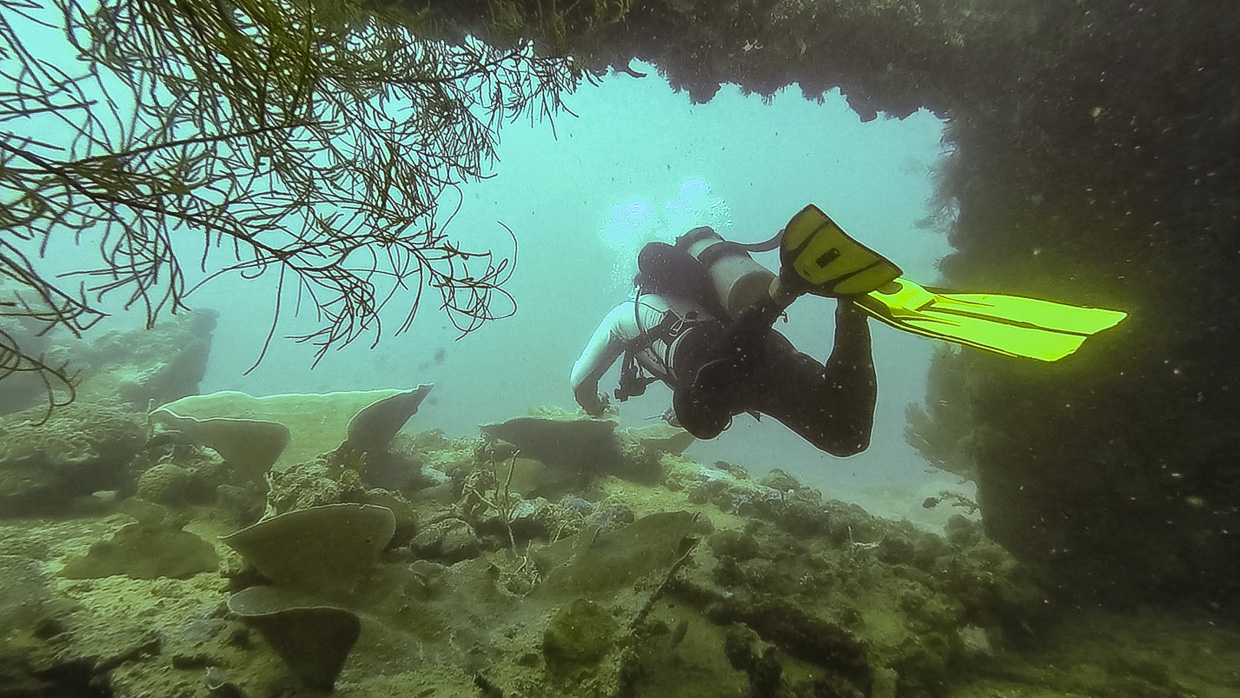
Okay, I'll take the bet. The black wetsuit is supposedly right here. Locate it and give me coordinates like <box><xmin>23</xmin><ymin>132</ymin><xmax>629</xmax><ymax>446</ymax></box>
<box><xmin>670</xmin><ymin>283</ymin><xmax>877</xmax><ymax>458</ymax></box>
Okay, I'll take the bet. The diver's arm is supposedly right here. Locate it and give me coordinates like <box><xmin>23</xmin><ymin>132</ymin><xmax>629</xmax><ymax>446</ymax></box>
<box><xmin>570</xmin><ymin>303</ymin><xmax>634</xmax><ymax>417</ymax></box>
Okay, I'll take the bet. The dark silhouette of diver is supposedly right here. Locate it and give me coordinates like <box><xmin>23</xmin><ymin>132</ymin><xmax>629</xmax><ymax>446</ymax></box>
<box><xmin>570</xmin><ymin>225</ymin><xmax>876</xmax><ymax>457</ymax></box>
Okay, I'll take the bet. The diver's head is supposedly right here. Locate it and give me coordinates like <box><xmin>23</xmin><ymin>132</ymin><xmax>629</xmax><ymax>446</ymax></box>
<box><xmin>633</xmin><ymin>239</ymin><xmax>731</xmax><ymax>318</ymax></box>
<box><xmin>634</xmin><ymin>242</ymin><xmax>681</xmax><ymax>296</ymax></box>
<box><xmin>634</xmin><ymin>228</ymin><xmax>721</xmax><ymax>291</ymax></box>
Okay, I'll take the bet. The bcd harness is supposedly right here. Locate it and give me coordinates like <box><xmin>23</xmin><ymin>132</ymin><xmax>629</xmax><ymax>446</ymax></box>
<box><xmin>613</xmin><ymin>297</ymin><xmax>699</xmax><ymax>402</ymax></box>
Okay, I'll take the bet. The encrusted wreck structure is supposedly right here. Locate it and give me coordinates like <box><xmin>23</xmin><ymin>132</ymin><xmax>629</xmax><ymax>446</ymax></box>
<box><xmin>414</xmin><ymin>0</ymin><xmax>1240</xmax><ymax>617</ymax></box>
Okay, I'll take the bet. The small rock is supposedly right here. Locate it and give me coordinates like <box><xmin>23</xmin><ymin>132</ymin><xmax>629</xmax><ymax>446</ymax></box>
<box><xmin>543</xmin><ymin>598</ymin><xmax>617</xmax><ymax>667</ymax></box>
<box><xmin>957</xmin><ymin>625</ymin><xmax>994</xmax><ymax>659</ymax></box>
<box><xmin>564</xmin><ymin>497</ymin><xmax>592</xmax><ymax>516</ymax></box>
<box><xmin>411</xmin><ymin>519</ymin><xmax>480</xmax><ymax>563</ymax></box>
<box><xmin>138</xmin><ymin>462</ymin><xmax>210</xmax><ymax>505</ymax></box>
<box><xmin>589</xmin><ymin>503</ymin><xmax>635</xmax><ymax>532</ymax></box>
<box><xmin>758</xmin><ymin>469</ymin><xmax>801</xmax><ymax>492</ymax></box>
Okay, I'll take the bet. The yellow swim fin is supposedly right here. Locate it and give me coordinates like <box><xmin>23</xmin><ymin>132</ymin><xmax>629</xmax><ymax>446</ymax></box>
<box><xmin>857</xmin><ymin>278</ymin><xmax>1129</xmax><ymax>362</ymax></box>
<box><xmin>780</xmin><ymin>204</ymin><xmax>903</xmax><ymax>296</ymax></box>
<box><xmin>773</xmin><ymin>203</ymin><xmax>1128</xmax><ymax>361</ymax></box>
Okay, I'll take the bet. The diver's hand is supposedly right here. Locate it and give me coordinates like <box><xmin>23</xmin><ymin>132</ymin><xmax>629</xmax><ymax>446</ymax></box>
<box><xmin>584</xmin><ymin>393</ymin><xmax>611</xmax><ymax>418</ymax></box>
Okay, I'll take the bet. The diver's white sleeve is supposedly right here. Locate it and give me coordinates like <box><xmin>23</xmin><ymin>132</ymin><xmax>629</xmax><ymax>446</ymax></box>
<box><xmin>570</xmin><ymin>302</ymin><xmax>635</xmax><ymax>415</ymax></box>
<box><xmin>571</xmin><ymin>295</ymin><xmax>697</xmax><ymax>415</ymax></box>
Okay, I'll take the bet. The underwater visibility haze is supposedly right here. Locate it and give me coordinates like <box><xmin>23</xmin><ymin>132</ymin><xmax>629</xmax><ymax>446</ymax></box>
<box><xmin>2</xmin><ymin>1</ymin><xmax>1239</xmax><ymax>697</ymax></box>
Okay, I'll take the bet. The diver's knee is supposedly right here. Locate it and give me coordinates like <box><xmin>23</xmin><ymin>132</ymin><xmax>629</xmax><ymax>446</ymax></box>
<box><xmin>833</xmin><ymin>440</ymin><xmax>870</xmax><ymax>457</ymax></box>
<box><xmin>817</xmin><ymin>431</ymin><xmax>870</xmax><ymax>457</ymax></box>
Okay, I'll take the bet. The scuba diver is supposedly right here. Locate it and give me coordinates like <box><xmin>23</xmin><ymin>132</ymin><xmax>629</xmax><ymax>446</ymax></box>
<box><xmin>570</xmin><ymin>204</ymin><xmax>1129</xmax><ymax>456</ymax></box>
<box><xmin>570</xmin><ymin>206</ymin><xmax>895</xmax><ymax>456</ymax></box>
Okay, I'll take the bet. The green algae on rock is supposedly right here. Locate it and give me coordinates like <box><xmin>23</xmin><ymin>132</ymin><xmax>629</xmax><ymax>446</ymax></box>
<box><xmin>0</xmin><ymin>554</ymin><xmax>51</xmax><ymax>635</ymax></box>
<box><xmin>263</xmin><ymin>455</ymin><xmax>369</xmax><ymax>515</ymax></box>
<box><xmin>544</xmin><ymin>598</ymin><xmax>619</xmax><ymax>669</ymax></box>
<box><xmin>59</xmin><ymin>522</ymin><xmax>218</xmax><ymax>580</ymax></box>
<box><xmin>135</xmin><ymin>461</ymin><xmax>213</xmax><ymax>506</ymax></box>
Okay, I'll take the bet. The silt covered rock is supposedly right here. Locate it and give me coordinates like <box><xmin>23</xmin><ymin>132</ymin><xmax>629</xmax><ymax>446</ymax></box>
<box><xmin>59</xmin><ymin>522</ymin><xmax>218</xmax><ymax>580</ymax></box>
<box><xmin>0</xmin><ymin>401</ymin><xmax>145</xmax><ymax>517</ymax></box>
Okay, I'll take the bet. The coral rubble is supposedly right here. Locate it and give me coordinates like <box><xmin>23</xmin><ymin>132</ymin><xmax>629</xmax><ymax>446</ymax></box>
<box><xmin>0</xmin><ymin>402</ymin><xmax>1133</xmax><ymax>697</ymax></box>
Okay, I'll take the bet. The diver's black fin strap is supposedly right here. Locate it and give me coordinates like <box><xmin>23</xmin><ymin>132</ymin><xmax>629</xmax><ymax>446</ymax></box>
<box><xmin>734</xmin><ymin>229</ymin><xmax>784</xmax><ymax>253</ymax></box>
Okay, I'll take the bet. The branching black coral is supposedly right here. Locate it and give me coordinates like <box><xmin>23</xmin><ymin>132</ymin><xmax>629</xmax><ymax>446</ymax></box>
<box><xmin>0</xmin><ymin>0</ymin><xmax>575</xmax><ymax>407</ymax></box>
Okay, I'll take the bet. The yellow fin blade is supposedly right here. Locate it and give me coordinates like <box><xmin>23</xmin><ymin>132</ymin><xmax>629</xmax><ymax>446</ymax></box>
<box><xmin>860</xmin><ymin>278</ymin><xmax>1129</xmax><ymax>362</ymax></box>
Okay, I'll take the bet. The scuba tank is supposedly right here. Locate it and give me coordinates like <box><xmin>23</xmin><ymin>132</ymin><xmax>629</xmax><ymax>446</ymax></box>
<box><xmin>616</xmin><ymin>226</ymin><xmax>781</xmax><ymax>404</ymax></box>
<box><xmin>676</xmin><ymin>226</ymin><xmax>777</xmax><ymax>319</ymax></box>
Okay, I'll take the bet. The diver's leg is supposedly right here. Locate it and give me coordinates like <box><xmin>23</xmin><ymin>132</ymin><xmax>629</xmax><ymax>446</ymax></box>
<box><xmin>751</xmin><ymin>300</ymin><xmax>877</xmax><ymax>456</ymax></box>
<box><xmin>820</xmin><ymin>300</ymin><xmax>878</xmax><ymax>450</ymax></box>
<box><xmin>672</xmin><ymin>285</ymin><xmax>878</xmax><ymax>447</ymax></box>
